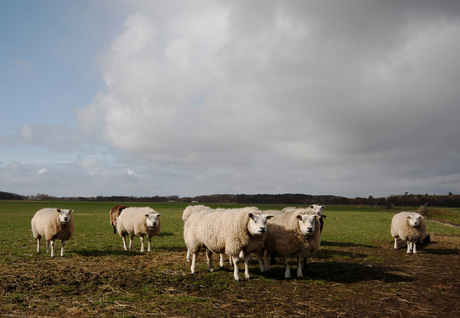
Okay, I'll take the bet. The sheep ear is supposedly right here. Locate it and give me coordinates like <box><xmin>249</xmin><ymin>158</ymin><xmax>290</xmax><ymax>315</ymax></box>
<box><xmin>56</xmin><ymin>209</ymin><xmax>61</xmax><ymax>213</ymax></box>
<box><xmin>145</xmin><ymin>214</ymin><xmax>150</xmax><ymax>217</ymax></box>
<box><xmin>69</xmin><ymin>209</ymin><xmax>73</xmax><ymax>213</ymax></box>
<box><xmin>296</xmin><ymin>214</ymin><xmax>303</xmax><ymax>220</ymax></box>
<box><xmin>157</xmin><ymin>214</ymin><xmax>161</xmax><ymax>216</ymax></box>
<box><xmin>266</xmin><ymin>215</ymin><xmax>274</xmax><ymax>219</ymax></box>
<box><xmin>248</xmin><ymin>213</ymin><xmax>254</xmax><ymax>220</ymax></box>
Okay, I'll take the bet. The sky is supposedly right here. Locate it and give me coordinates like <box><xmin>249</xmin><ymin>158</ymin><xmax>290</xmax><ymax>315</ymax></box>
<box><xmin>1</xmin><ymin>0</ymin><xmax>460</xmax><ymax>198</ymax></box>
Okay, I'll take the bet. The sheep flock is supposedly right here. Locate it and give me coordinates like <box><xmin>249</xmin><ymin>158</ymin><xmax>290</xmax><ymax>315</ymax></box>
<box><xmin>30</xmin><ymin>204</ymin><xmax>434</xmax><ymax>280</ymax></box>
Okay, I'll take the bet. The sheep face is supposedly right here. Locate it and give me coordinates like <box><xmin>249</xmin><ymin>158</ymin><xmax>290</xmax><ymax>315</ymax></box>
<box><xmin>310</xmin><ymin>204</ymin><xmax>325</xmax><ymax>216</ymax></box>
<box><xmin>145</xmin><ymin>213</ymin><xmax>161</xmax><ymax>228</ymax></box>
<box><xmin>56</xmin><ymin>209</ymin><xmax>73</xmax><ymax>223</ymax></box>
<box><xmin>407</xmin><ymin>214</ymin><xmax>424</xmax><ymax>227</ymax></box>
<box><xmin>248</xmin><ymin>213</ymin><xmax>273</xmax><ymax>235</ymax></box>
<box><xmin>296</xmin><ymin>214</ymin><xmax>318</xmax><ymax>235</ymax></box>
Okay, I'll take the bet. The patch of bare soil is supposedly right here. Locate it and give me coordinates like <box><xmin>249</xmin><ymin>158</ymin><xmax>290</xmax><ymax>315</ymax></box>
<box><xmin>1</xmin><ymin>236</ymin><xmax>459</xmax><ymax>317</ymax></box>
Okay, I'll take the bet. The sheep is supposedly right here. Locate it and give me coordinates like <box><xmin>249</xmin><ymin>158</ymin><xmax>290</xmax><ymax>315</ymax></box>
<box><xmin>283</xmin><ymin>204</ymin><xmax>326</xmax><ymax>232</ymax></box>
<box><xmin>184</xmin><ymin>207</ymin><xmax>273</xmax><ymax>281</ymax></box>
<box><xmin>116</xmin><ymin>207</ymin><xmax>161</xmax><ymax>252</ymax></box>
<box><xmin>182</xmin><ymin>205</ymin><xmax>212</xmax><ymax>223</ymax></box>
<box><xmin>183</xmin><ymin>206</ymin><xmax>248</xmax><ymax>267</ymax></box>
<box><xmin>182</xmin><ymin>205</ymin><xmax>213</xmax><ymax>262</ymax></box>
<box><xmin>110</xmin><ymin>205</ymin><xmax>127</xmax><ymax>233</ymax></box>
<box><xmin>391</xmin><ymin>211</ymin><xmax>426</xmax><ymax>254</ymax></box>
<box><xmin>183</xmin><ymin>205</ymin><xmax>247</xmax><ymax>267</ymax></box>
<box><xmin>31</xmin><ymin>208</ymin><xmax>75</xmax><ymax>257</ymax></box>
<box><xmin>263</xmin><ymin>208</ymin><xmax>321</xmax><ymax>279</ymax></box>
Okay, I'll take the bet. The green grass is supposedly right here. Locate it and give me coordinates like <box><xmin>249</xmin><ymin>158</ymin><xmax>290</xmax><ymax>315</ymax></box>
<box><xmin>1</xmin><ymin>201</ymin><xmax>459</xmax><ymax>258</ymax></box>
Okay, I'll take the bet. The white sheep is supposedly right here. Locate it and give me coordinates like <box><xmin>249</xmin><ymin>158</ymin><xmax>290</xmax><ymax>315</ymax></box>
<box><xmin>183</xmin><ymin>206</ymin><xmax>246</xmax><ymax>266</ymax></box>
<box><xmin>116</xmin><ymin>207</ymin><xmax>161</xmax><ymax>252</ymax></box>
<box><xmin>31</xmin><ymin>208</ymin><xmax>75</xmax><ymax>257</ymax></box>
<box><xmin>263</xmin><ymin>208</ymin><xmax>321</xmax><ymax>279</ymax></box>
<box><xmin>182</xmin><ymin>205</ymin><xmax>213</xmax><ymax>262</ymax></box>
<box><xmin>283</xmin><ymin>204</ymin><xmax>326</xmax><ymax>232</ymax></box>
<box><xmin>391</xmin><ymin>211</ymin><xmax>426</xmax><ymax>254</ymax></box>
<box><xmin>182</xmin><ymin>205</ymin><xmax>212</xmax><ymax>223</ymax></box>
<box><xmin>184</xmin><ymin>207</ymin><xmax>273</xmax><ymax>281</ymax></box>
<box><xmin>110</xmin><ymin>204</ymin><xmax>127</xmax><ymax>233</ymax></box>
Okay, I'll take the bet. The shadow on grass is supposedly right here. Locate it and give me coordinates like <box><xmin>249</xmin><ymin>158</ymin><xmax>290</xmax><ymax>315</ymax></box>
<box><xmin>314</xmin><ymin>249</ymin><xmax>368</xmax><ymax>259</ymax></box>
<box><xmin>422</xmin><ymin>248</ymin><xmax>459</xmax><ymax>255</ymax></box>
<box><xmin>73</xmin><ymin>249</ymin><xmax>145</xmax><ymax>257</ymax></box>
<box><xmin>391</xmin><ymin>241</ymin><xmax>458</xmax><ymax>256</ymax></box>
<box><xmin>158</xmin><ymin>232</ymin><xmax>174</xmax><ymax>237</ymax></box>
<box><xmin>73</xmin><ymin>246</ymin><xmax>187</xmax><ymax>257</ymax></box>
<box><xmin>259</xmin><ymin>261</ymin><xmax>415</xmax><ymax>283</ymax></box>
<box><xmin>321</xmin><ymin>241</ymin><xmax>377</xmax><ymax>249</ymax></box>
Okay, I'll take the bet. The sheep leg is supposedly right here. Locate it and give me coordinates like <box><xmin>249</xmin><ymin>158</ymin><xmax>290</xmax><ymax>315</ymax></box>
<box><xmin>121</xmin><ymin>235</ymin><xmax>128</xmax><ymax>251</ymax></box>
<box><xmin>191</xmin><ymin>252</ymin><xmax>197</xmax><ymax>274</ymax></box>
<box><xmin>264</xmin><ymin>250</ymin><xmax>271</xmax><ymax>271</ymax></box>
<box><xmin>147</xmin><ymin>237</ymin><xmax>152</xmax><ymax>253</ymax></box>
<box><xmin>219</xmin><ymin>254</ymin><xmax>224</xmax><ymax>267</ymax></box>
<box><xmin>206</xmin><ymin>249</ymin><xmax>214</xmax><ymax>272</ymax></box>
<box><xmin>46</xmin><ymin>240</ymin><xmax>50</xmax><ymax>253</ymax></box>
<box><xmin>394</xmin><ymin>238</ymin><xmax>399</xmax><ymax>249</ymax></box>
<box><xmin>297</xmin><ymin>257</ymin><xmax>303</xmax><ymax>278</ymax></box>
<box><xmin>284</xmin><ymin>257</ymin><xmax>291</xmax><ymax>279</ymax></box>
<box><xmin>139</xmin><ymin>236</ymin><xmax>145</xmax><ymax>252</ymax></box>
<box><xmin>50</xmin><ymin>239</ymin><xmax>55</xmax><ymax>257</ymax></box>
<box><xmin>413</xmin><ymin>242</ymin><xmax>417</xmax><ymax>254</ymax></box>
<box><xmin>128</xmin><ymin>233</ymin><xmax>134</xmax><ymax>251</ymax></box>
<box><xmin>60</xmin><ymin>240</ymin><xmax>65</xmax><ymax>257</ymax></box>
<box><xmin>186</xmin><ymin>248</ymin><xmax>190</xmax><ymax>262</ymax></box>
<box><xmin>231</xmin><ymin>255</ymin><xmax>241</xmax><ymax>281</ymax></box>
<box><xmin>243</xmin><ymin>252</ymin><xmax>251</xmax><ymax>279</ymax></box>
<box><xmin>36</xmin><ymin>238</ymin><xmax>40</xmax><ymax>253</ymax></box>
<box><xmin>407</xmin><ymin>241</ymin><xmax>412</xmax><ymax>254</ymax></box>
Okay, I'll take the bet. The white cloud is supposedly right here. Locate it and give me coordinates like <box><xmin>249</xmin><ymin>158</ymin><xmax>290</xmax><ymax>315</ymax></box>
<box><xmin>71</xmin><ymin>1</ymin><xmax>460</xmax><ymax>197</ymax></box>
<box><xmin>38</xmin><ymin>168</ymin><xmax>47</xmax><ymax>174</ymax></box>
<box><xmin>0</xmin><ymin>123</ymin><xmax>102</xmax><ymax>153</ymax></box>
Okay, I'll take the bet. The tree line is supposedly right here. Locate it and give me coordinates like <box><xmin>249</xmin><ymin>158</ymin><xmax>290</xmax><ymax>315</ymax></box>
<box><xmin>2</xmin><ymin>191</ymin><xmax>460</xmax><ymax>207</ymax></box>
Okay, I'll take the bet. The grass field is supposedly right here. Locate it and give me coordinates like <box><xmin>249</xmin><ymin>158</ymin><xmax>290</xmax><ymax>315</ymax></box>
<box><xmin>1</xmin><ymin>201</ymin><xmax>459</xmax><ymax>317</ymax></box>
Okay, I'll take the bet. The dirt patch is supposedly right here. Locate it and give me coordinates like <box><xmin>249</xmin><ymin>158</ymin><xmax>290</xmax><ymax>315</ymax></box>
<box><xmin>1</xmin><ymin>237</ymin><xmax>459</xmax><ymax>317</ymax></box>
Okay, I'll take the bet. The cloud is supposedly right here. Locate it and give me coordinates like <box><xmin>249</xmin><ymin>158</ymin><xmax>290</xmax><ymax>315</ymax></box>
<box><xmin>71</xmin><ymin>1</ymin><xmax>460</xmax><ymax>197</ymax></box>
<box><xmin>38</xmin><ymin>168</ymin><xmax>47</xmax><ymax>174</ymax></box>
<box><xmin>0</xmin><ymin>122</ymin><xmax>102</xmax><ymax>153</ymax></box>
